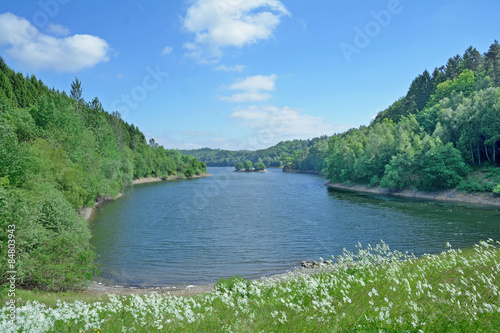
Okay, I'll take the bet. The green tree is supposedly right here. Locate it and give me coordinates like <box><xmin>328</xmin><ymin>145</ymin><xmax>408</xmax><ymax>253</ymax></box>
<box><xmin>70</xmin><ymin>77</ymin><xmax>82</xmax><ymax>113</ymax></box>
<box><xmin>380</xmin><ymin>151</ymin><xmax>417</xmax><ymax>189</ymax></box>
<box><xmin>0</xmin><ymin>121</ymin><xmax>30</xmax><ymax>186</ymax></box>
<box><xmin>418</xmin><ymin>143</ymin><xmax>469</xmax><ymax>190</ymax></box>
<box><xmin>462</xmin><ymin>46</ymin><xmax>482</xmax><ymax>73</ymax></box>
<box><xmin>244</xmin><ymin>160</ymin><xmax>253</xmax><ymax>171</ymax></box>
<box><xmin>0</xmin><ymin>70</ymin><xmax>16</xmax><ymax>105</ymax></box>
<box><xmin>445</xmin><ymin>54</ymin><xmax>463</xmax><ymax>80</ymax></box>
<box><xmin>254</xmin><ymin>162</ymin><xmax>266</xmax><ymax>170</ymax></box>
<box><xmin>485</xmin><ymin>40</ymin><xmax>500</xmax><ymax>86</ymax></box>
<box><xmin>235</xmin><ymin>162</ymin><xmax>244</xmax><ymax>170</ymax></box>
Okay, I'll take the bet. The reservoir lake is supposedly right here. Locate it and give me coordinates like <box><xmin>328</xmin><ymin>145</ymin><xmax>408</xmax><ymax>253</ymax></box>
<box><xmin>90</xmin><ymin>167</ymin><xmax>500</xmax><ymax>287</ymax></box>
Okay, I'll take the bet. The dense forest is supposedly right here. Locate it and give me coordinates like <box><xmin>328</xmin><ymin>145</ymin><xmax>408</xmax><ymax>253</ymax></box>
<box><xmin>186</xmin><ymin>42</ymin><xmax>500</xmax><ymax>193</ymax></box>
<box><xmin>325</xmin><ymin>41</ymin><xmax>500</xmax><ymax>193</ymax></box>
<box><xmin>290</xmin><ymin>42</ymin><xmax>500</xmax><ymax>192</ymax></box>
<box><xmin>0</xmin><ymin>58</ymin><xmax>206</xmax><ymax>291</ymax></box>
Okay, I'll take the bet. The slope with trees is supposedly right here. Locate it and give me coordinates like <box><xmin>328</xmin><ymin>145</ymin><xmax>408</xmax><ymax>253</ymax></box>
<box><xmin>180</xmin><ymin>136</ymin><xmax>328</xmax><ymax>168</ymax></box>
<box><xmin>325</xmin><ymin>41</ymin><xmax>500</xmax><ymax>194</ymax></box>
<box><xmin>0</xmin><ymin>59</ymin><xmax>206</xmax><ymax>291</ymax></box>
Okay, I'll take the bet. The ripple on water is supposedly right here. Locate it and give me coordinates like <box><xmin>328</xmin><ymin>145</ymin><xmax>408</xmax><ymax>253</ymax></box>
<box><xmin>91</xmin><ymin>167</ymin><xmax>500</xmax><ymax>287</ymax></box>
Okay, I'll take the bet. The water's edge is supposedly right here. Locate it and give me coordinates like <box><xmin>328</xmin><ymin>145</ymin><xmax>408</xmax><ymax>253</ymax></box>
<box><xmin>78</xmin><ymin>173</ymin><xmax>211</xmax><ymax>221</ymax></box>
<box><xmin>326</xmin><ymin>182</ymin><xmax>500</xmax><ymax>207</ymax></box>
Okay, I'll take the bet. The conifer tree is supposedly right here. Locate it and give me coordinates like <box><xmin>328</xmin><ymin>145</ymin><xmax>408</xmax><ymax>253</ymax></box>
<box><xmin>485</xmin><ymin>40</ymin><xmax>500</xmax><ymax>85</ymax></box>
<box><xmin>70</xmin><ymin>77</ymin><xmax>83</xmax><ymax>112</ymax></box>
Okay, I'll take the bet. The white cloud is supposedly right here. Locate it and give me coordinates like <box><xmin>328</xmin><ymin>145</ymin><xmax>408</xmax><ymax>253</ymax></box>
<box><xmin>0</xmin><ymin>12</ymin><xmax>111</xmax><ymax>72</ymax></box>
<box><xmin>161</xmin><ymin>46</ymin><xmax>173</xmax><ymax>55</ymax></box>
<box><xmin>230</xmin><ymin>105</ymin><xmax>335</xmax><ymax>144</ymax></box>
<box><xmin>182</xmin><ymin>0</ymin><xmax>289</xmax><ymax>62</ymax></box>
<box><xmin>181</xmin><ymin>130</ymin><xmax>220</xmax><ymax>137</ymax></box>
<box><xmin>221</xmin><ymin>74</ymin><xmax>277</xmax><ymax>102</ymax></box>
<box><xmin>46</xmin><ymin>23</ymin><xmax>70</xmax><ymax>36</ymax></box>
<box><xmin>215</xmin><ymin>64</ymin><xmax>245</xmax><ymax>72</ymax></box>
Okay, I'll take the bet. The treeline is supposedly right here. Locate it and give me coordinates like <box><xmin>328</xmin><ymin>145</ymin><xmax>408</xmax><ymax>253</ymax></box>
<box><xmin>0</xmin><ymin>58</ymin><xmax>206</xmax><ymax>291</ymax></box>
<box><xmin>181</xmin><ymin>136</ymin><xmax>328</xmax><ymax>167</ymax></box>
<box><xmin>324</xmin><ymin>41</ymin><xmax>500</xmax><ymax>192</ymax></box>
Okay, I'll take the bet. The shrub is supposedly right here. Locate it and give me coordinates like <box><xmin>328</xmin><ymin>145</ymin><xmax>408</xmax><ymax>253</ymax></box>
<box><xmin>244</xmin><ymin>160</ymin><xmax>253</xmax><ymax>171</ymax></box>
<box><xmin>369</xmin><ymin>175</ymin><xmax>380</xmax><ymax>187</ymax></box>
<box><xmin>235</xmin><ymin>162</ymin><xmax>244</xmax><ymax>170</ymax></box>
<box><xmin>0</xmin><ymin>184</ymin><xmax>96</xmax><ymax>291</ymax></box>
<box><xmin>418</xmin><ymin>143</ymin><xmax>469</xmax><ymax>190</ymax></box>
<box><xmin>254</xmin><ymin>162</ymin><xmax>266</xmax><ymax>170</ymax></box>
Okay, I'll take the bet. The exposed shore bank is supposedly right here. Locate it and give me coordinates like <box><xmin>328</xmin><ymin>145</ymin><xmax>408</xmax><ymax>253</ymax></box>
<box><xmin>79</xmin><ymin>173</ymin><xmax>210</xmax><ymax>221</ymax></box>
<box><xmin>83</xmin><ymin>264</ymin><xmax>334</xmax><ymax>298</ymax></box>
<box><xmin>326</xmin><ymin>182</ymin><xmax>500</xmax><ymax>208</ymax></box>
<box><xmin>132</xmin><ymin>172</ymin><xmax>211</xmax><ymax>185</ymax></box>
<box><xmin>77</xmin><ymin>193</ymin><xmax>124</xmax><ymax>221</ymax></box>
<box><xmin>282</xmin><ymin>166</ymin><xmax>320</xmax><ymax>174</ymax></box>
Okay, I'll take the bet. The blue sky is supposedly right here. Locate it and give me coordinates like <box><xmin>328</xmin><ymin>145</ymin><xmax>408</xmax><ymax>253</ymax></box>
<box><xmin>0</xmin><ymin>0</ymin><xmax>499</xmax><ymax>150</ymax></box>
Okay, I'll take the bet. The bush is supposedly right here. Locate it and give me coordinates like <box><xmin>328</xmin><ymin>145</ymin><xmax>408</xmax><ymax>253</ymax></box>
<box><xmin>457</xmin><ymin>178</ymin><xmax>495</xmax><ymax>192</ymax></box>
<box><xmin>418</xmin><ymin>143</ymin><xmax>469</xmax><ymax>190</ymax></box>
<box><xmin>254</xmin><ymin>162</ymin><xmax>266</xmax><ymax>170</ymax></box>
<box><xmin>235</xmin><ymin>162</ymin><xmax>244</xmax><ymax>170</ymax></box>
<box><xmin>185</xmin><ymin>167</ymin><xmax>194</xmax><ymax>177</ymax></box>
<box><xmin>244</xmin><ymin>160</ymin><xmax>253</xmax><ymax>171</ymax></box>
<box><xmin>380</xmin><ymin>153</ymin><xmax>416</xmax><ymax>189</ymax></box>
<box><xmin>0</xmin><ymin>184</ymin><xmax>96</xmax><ymax>291</ymax></box>
<box><xmin>457</xmin><ymin>166</ymin><xmax>500</xmax><ymax>193</ymax></box>
<box><xmin>369</xmin><ymin>175</ymin><xmax>380</xmax><ymax>187</ymax></box>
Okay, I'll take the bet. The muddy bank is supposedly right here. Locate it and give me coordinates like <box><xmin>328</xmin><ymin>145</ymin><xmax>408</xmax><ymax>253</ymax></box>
<box><xmin>282</xmin><ymin>166</ymin><xmax>319</xmax><ymax>174</ymax></box>
<box><xmin>84</xmin><ymin>281</ymin><xmax>214</xmax><ymax>297</ymax></box>
<box><xmin>78</xmin><ymin>193</ymin><xmax>124</xmax><ymax>221</ymax></box>
<box><xmin>84</xmin><ymin>264</ymin><xmax>335</xmax><ymax>297</ymax></box>
<box><xmin>78</xmin><ymin>173</ymin><xmax>210</xmax><ymax>221</ymax></box>
<box><xmin>326</xmin><ymin>182</ymin><xmax>500</xmax><ymax>208</ymax></box>
<box><xmin>132</xmin><ymin>172</ymin><xmax>210</xmax><ymax>185</ymax></box>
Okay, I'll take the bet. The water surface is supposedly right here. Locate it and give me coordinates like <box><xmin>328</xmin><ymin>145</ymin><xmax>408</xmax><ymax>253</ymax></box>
<box><xmin>91</xmin><ymin>167</ymin><xmax>500</xmax><ymax>286</ymax></box>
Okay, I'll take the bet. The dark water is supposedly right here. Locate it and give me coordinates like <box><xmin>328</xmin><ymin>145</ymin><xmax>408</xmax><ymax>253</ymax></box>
<box><xmin>90</xmin><ymin>167</ymin><xmax>500</xmax><ymax>287</ymax></box>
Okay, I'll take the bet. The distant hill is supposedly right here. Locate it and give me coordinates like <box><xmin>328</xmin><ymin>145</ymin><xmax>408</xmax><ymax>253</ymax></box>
<box><xmin>180</xmin><ymin>136</ymin><xmax>328</xmax><ymax>167</ymax></box>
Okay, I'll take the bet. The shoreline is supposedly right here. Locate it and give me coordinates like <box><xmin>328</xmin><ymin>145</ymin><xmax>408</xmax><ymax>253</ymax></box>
<box><xmin>132</xmin><ymin>172</ymin><xmax>211</xmax><ymax>185</ymax></box>
<box><xmin>78</xmin><ymin>172</ymin><xmax>211</xmax><ymax>221</ymax></box>
<box><xmin>77</xmin><ymin>193</ymin><xmax>124</xmax><ymax>221</ymax></box>
<box><xmin>83</xmin><ymin>264</ymin><xmax>335</xmax><ymax>297</ymax></box>
<box><xmin>325</xmin><ymin>182</ymin><xmax>500</xmax><ymax>208</ymax></box>
<box><xmin>282</xmin><ymin>167</ymin><xmax>320</xmax><ymax>174</ymax></box>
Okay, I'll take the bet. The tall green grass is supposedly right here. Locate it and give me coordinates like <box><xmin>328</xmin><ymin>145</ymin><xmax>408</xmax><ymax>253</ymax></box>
<box><xmin>2</xmin><ymin>240</ymin><xmax>499</xmax><ymax>332</ymax></box>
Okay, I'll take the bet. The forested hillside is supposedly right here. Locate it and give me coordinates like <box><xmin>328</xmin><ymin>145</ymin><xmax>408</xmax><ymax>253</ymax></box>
<box><xmin>325</xmin><ymin>41</ymin><xmax>500</xmax><ymax>192</ymax></box>
<box><xmin>272</xmin><ymin>42</ymin><xmax>500</xmax><ymax>192</ymax></box>
<box><xmin>181</xmin><ymin>136</ymin><xmax>329</xmax><ymax>168</ymax></box>
<box><xmin>0</xmin><ymin>59</ymin><xmax>206</xmax><ymax>291</ymax></box>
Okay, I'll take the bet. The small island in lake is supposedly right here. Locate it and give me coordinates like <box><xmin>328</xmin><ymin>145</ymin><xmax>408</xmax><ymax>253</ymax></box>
<box><xmin>234</xmin><ymin>160</ymin><xmax>267</xmax><ymax>172</ymax></box>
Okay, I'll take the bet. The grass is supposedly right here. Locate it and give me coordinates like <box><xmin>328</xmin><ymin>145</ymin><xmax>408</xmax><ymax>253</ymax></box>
<box><xmin>1</xmin><ymin>240</ymin><xmax>499</xmax><ymax>332</ymax></box>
